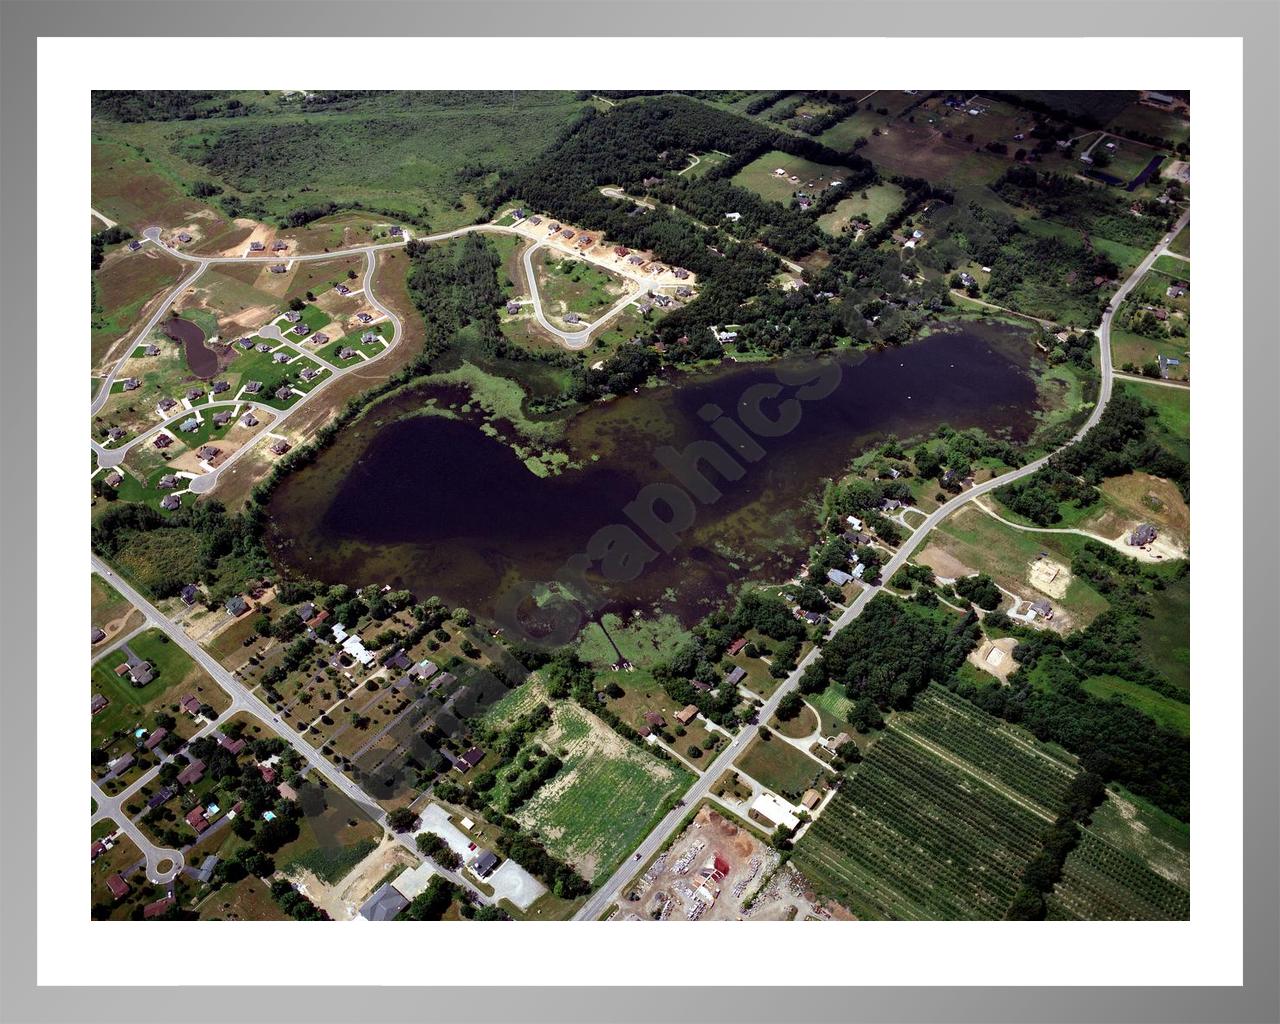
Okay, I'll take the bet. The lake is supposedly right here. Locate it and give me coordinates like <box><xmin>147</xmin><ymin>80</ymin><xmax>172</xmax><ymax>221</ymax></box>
<box><xmin>266</xmin><ymin>322</ymin><xmax>1041</xmax><ymax>628</ymax></box>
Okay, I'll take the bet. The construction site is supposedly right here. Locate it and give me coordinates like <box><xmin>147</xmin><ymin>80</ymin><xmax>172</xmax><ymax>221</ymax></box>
<box><xmin>610</xmin><ymin>803</ymin><xmax>844</xmax><ymax>922</ymax></box>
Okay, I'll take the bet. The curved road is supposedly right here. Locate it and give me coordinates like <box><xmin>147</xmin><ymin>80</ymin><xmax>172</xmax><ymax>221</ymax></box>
<box><xmin>573</xmin><ymin>209</ymin><xmax>1189</xmax><ymax>920</ymax></box>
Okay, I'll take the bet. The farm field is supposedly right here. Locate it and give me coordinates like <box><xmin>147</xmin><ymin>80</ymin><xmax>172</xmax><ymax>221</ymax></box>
<box><xmin>1086</xmin><ymin>786</ymin><xmax>1190</xmax><ymax>890</ymax></box>
<box><xmin>806</xmin><ymin>683</ymin><xmax>854</xmax><ymax>737</ymax></box>
<box><xmin>894</xmin><ymin>686</ymin><xmax>1078</xmax><ymax>815</ymax></box>
<box><xmin>793</xmin><ymin>725</ymin><xmax>1049</xmax><ymax>920</ymax></box>
<box><xmin>733</xmin><ymin>731</ymin><xmax>830</xmax><ymax>802</ymax></box>
<box><xmin>515</xmin><ymin>702</ymin><xmax>692</xmax><ymax>887</ymax></box>
<box><xmin>1046</xmin><ymin>830</ymin><xmax>1189</xmax><ymax>920</ymax></box>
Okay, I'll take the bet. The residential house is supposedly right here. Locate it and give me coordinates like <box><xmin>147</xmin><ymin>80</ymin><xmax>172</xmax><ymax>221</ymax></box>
<box><xmin>284</xmin><ymin>311</ymin><xmax>302</xmax><ymax>323</ymax></box>
<box><xmin>153</xmin><ymin>433</ymin><xmax>174</xmax><ymax>450</ymax></box>
<box><xmin>127</xmin><ymin>240</ymin><xmax>142</xmax><ymax>251</ymax></box>
<box><xmin>241</xmin><ymin>412</ymin><xmax>259</xmax><ymax>427</ymax></box>
<box><xmin>800</xmin><ymin>789</ymin><xmax>822</xmax><ymax>811</ymax></box>
<box><xmin>311</xmin><ymin>332</ymin><xmax>329</xmax><ymax>345</ymax></box>
<box><xmin>160</xmin><ymin>494</ymin><xmax>182</xmax><ymax>511</ymax></box>
<box><xmin>106</xmin><ymin>874</ymin><xmax>131</xmax><ymax>900</ymax></box>
<box><xmin>176</xmin><ymin>232</ymin><xmax>192</xmax><ymax>243</ymax></box>
<box><xmin>244</xmin><ymin>380</ymin><xmax>263</xmax><ymax>394</ymax></box>
<box><xmin>278</xmin><ymin>782</ymin><xmax>298</xmax><ymax>801</ymax></box>
<box><xmin>143</xmin><ymin>727</ymin><xmax>167</xmax><ymax>752</ymax></box>
<box><xmin>673</xmin><ymin>268</ymin><xmax>690</xmax><ymax>280</ymax></box>
<box><xmin>179</xmin><ymin>695</ymin><xmax>202</xmax><ymax>717</ymax></box>
<box><xmin>270</xmin><ymin>439</ymin><xmax>291</xmax><ymax>455</ymax></box>
<box><xmin>160</xmin><ymin>474</ymin><xmax>180</xmax><ymax>491</ymax></box>
<box><xmin>506</xmin><ymin>300</ymin><xmax>521</xmax><ymax>315</ymax></box>
<box><xmin>644</xmin><ymin>711</ymin><xmax>666</xmax><ymax>729</ymax></box>
<box><xmin>272</xmin><ymin>352</ymin><xmax>291</xmax><ymax>364</ymax></box>
<box><xmin>725</xmin><ymin>666</ymin><xmax>747</xmax><ymax>687</ymax></box>
<box><xmin>177</xmin><ymin>759</ymin><xmax>206</xmax><ymax>786</ymax></box>
<box><xmin>358</xmin><ymin>883</ymin><xmax>409</xmax><ymax>921</ymax></box>
<box><xmin>186</xmin><ymin>387</ymin><xmax>204</xmax><ymax>402</ymax></box>
<box><xmin>272</xmin><ymin>240</ymin><xmax>288</xmax><ymax>251</ymax></box>
<box><xmin>1128</xmin><ymin>523</ymin><xmax>1158</xmax><ymax>546</ymax></box>
<box><xmin>250</xmin><ymin>241</ymin><xmax>266</xmax><ymax>252</ymax></box>
<box><xmin>121</xmin><ymin>377</ymin><xmax>141</xmax><ymax>391</ymax></box>
<box><xmin>109</xmin><ymin>753</ymin><xmax>135</xmax><ymax>775</ymax></box>
<box><xmin>218</xmin><ymin>734</ymin><xmax>247</xmax><ymax>756</ymax></box>
<box><xmin>143</xmin><ymin>894</ymin><xmax>176</xmax><ymax>919</ymax></box>
<box><xmin>91</xmin><ymin>693</ymin><xmax>109</xmax><ymax>714</ymax></box>
<box><xmin>197</xmin><ymin>445</ymin><xmax>220</xmax><ymax>462</ymax></box>
<box><xmin>454</xmin><ymin>747</ymin><xmax>485</xmax><ymax>774</ymax></box>
<box><xmin>674</xmin><ymin>704</ymin><xmax>699</xmax><ymax>725</ymax></box>
<box><xmin>179</xmin><ymin>417</ymin><xmax>200</xmax><ymax>433</ymax></box>
<box><xmin>827</xmin><ymin>568</ymin><xmax>853</xmax><ymax>587</ymax></box>
<box><xmin>185</xmin><ymin>806</ymin><xmax>211</xmax><ymax>833</ymax></box>
<box><xmin>1029</xmin><ymin>599</ymin><xmax>1054</xmax><ymax>620</ymax></box>
<box><xmin>356</xmin><ymin>312</ymin><xmax>373</xmax><ymax>323</ymax></box>
<box><xmin>225</xmin><ymin>595</ymin><xmax>249</xmax><ymax>617</ymax></box>
<box><xmin>157</xmin><ymin>397</ymin><xmax>178</xmax><ymax>413</ymax></box>
<box><xmin>727</xmin><ymin>637</ymin><xmax>747</xmax><ymax>657</ymax></box>
<box><xmin>143</xmin><ymin>344</ymin><xmax>160</xmax><ymax>356</ymax></box>
<box><xmin>104</xmin><ymin>471</ymin><xmax>123</xmax><ymax>488</ymax></box>
<box><xmin>338</xmin><ymin>346</ymin><xmax>358</xmax><ymax>360</ymax></box>
<box><xmin>293</xmin><ymin>323</ymin><xmax>310</xmax><ymax>336</ymax></box>
<box><xmin>212</xmin><ymin>411</ymin><xmax>232</xmax><ymax>427</ymax></box>
<box><xmin>274</xmin><ymin>386</ymin><xmax>293</xmax><ymax>401</ymax></box>
<box><xmin>335</xmin><ymin>283</ymin><xmax>351</xmax><ymax>295</ymax></box>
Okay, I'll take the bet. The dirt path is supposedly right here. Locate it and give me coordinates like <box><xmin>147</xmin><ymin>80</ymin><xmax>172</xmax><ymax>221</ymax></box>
<box><xmin>974</xmin><ymin>499</ymin><xmax>1186</xmax><ymax>563</ymax></box>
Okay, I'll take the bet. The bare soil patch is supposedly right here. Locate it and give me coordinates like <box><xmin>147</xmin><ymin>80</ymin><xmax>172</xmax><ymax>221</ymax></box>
<box><xmin>915</xmin><ymin>545</ymin><xmax>975</xmax><ymax>582</ymax></box>
<box><xmin>968</xmin><ymin>636</ymin><xmax>1020</xmax><ymax>684</ymax></box>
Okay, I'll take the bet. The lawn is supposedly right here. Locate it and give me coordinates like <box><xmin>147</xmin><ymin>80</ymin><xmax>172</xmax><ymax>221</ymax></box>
<box><xmin>806</xmin><ymin>683</ymin><xmax>854</xmax><ymax>737</ymax></box>
<box><xmin>1167</xmin><ymin>223</ymin><xmax>1190</xmax><ymax>257</ymax></box>
<box><xmin>733</xmin><ymin>731</ymin><xmax>830</xmax><ymax>801</ymax></box>
<box><xmin>91</xmin><ymin>628</ymin><xmax>228</xmax><ymax>748</ymax></box>
<box><xmin>274</xmin><ymin>781</ymin><xmax>384</xmax><ymax>884</ymax></box>
<box><xmin>772</xmin><ymin>702</ymin><xmax>818</xmax><ymax>739</ymax></box>
<box><xmin>1110</xmin><ymin>328</ymin><xmax>1190</xmax><ymax>380</ymax></box>
<box><xmin>515</xmin><ymin>701</ymin><xmax>692</xmax><ymax>887</ymax></box>
<box><xmin>731</xmin><ymin>150</ymin><xmax>856</xmax><ymax>205</ymax></box>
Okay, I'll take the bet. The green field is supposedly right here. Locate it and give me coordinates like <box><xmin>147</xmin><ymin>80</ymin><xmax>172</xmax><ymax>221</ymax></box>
<box><xmin>576</xmin><ymin>613</ymin><xmax>690</xmax><ymax>672</ymax></box>
<box><xmin>91</xmin><ymin>575</ymin><xmax>134</xmax><ymax>628</ymax></box>
<box><xmin>1080</xmin><ymin>675</ymin><xmax>1189</xmax><ymax>736</ymax></box>
<box><xmin>91</xmin><ymin>629</ymin><xmax>221</xmax><ymax>746</ymax></box>
<box><xmin>1137</xmin><ymin>572</ymin><xmax>1191</xmax><ymax>694</ymax></box>
<box><xmin>515</xmin><ymin>702</ymin><xmax>691</xmax><ymax>887</ymax></box>
<box><xmin>95</xmin><ymin>91</ymin><xmax>592</xmax><ymax>234</ymax></box>
<box><xmin>1086</xmin><ymin>786</ymin><xmax>1190</xmax><ymax>890</ymax></box>
<box><xmin>1167</xmin><ymin>223</ymin><xmax>1190</xmax><ymax>257</ymax></box>
<box><xmin>806</xmin><ymin>683</ymin><xmax>854</xmax><ymax>737</ymax></box>
<box><xmin>1111</xmin><ymin>328</ymin><xmax>1190</xmax><ymax>380</ymax></box>
<box><xmin>1121</xmin><ymin>380</ymin><xmax>1190</xmax><ymax>460</ymax></box>
<box><xmin>731</xmin><ymin>150</ymin><xmax>855</xmax><ymax>205</ymax></box>
<box><xmin>932</xmin><ymin>506</ymin><xmax>1112</xmax><ymax>626</ymax></box>
<box><xmin>733</xmin><ymin>731</ymin><xmax>830</xmax><ymax>801</ymax></box>
<box><xmin>817</xmin><ymin>182</ymin><xmax>905</xmax><ymax>236</ymax></box>
<box><xmin>1152</xmin><ymin>254</ymin><xmax>1189</xmax><ymax>277</ymax></box>
<box><xmin>1046</xmin><ymin>830</ymin><xmax>1189</xmax><ymax>920</ymax></box>
<box><xmin>535</xmin><ymin>252</ymin><xmax>625</xmax><ymax>320</ymax></box>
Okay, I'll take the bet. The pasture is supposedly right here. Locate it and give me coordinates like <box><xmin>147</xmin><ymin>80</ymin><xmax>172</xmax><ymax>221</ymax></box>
<box><xmin>817</xmin><ymin>182</ymin><xmax>905</xmax><ymax>236</ymax></box>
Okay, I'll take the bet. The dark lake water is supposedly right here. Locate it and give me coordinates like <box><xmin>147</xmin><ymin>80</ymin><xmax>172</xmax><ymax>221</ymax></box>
<box><xmin>163</xmin><ymin>317</ymin><xmax>220</xmax><ymax>378</ymax></box>
<box><xmin>266</xmin><ymin>323</ymin><xmax>1040</xmax><ymax>627</ymax></box>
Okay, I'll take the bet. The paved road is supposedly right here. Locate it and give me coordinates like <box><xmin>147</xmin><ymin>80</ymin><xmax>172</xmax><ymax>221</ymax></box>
<box><xmin>89</xmin><ymin>559</ymin><xmax>490</xmax><ymax>904</ymax></box>
<box><xmin>573</xmin><ymin>209</ymin><xmax>1189</xmax><ymax>920</ymax></box>
<box><xmin>519</xmin><ymin>239</ymin><xmax>643</xmax><ymax>348</ymax></box>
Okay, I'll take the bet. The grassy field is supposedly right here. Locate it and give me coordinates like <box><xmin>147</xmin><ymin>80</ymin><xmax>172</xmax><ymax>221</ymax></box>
<box><xmin>198</xmin><ymin>874</ymin><xmax>291</xmax><ymax>921</ymax></box>
<box><xmin>534</xmin><ymin>251</ymin><xmax>626</xmax><ymax>320</ymax></box>
<box><xmin>733</xmin><ymin>731</ymin><xmax>830</xmax><ymax>801</ymax></box>
<box><xmin>1119</xmin><ymin>380</ymin><xmax>1189</xmax><ymax>460</ymax></box>
<box><xmin>576</xmin><ymin>613</ymin><xmax>690</xmax><ymax>672</ymax></box>
<box><xmin>817</xmin><ymin>182</ymin><xmax>905</xmax><ymax>236</ymax></box>
<box><xmin>515</xmin><ymin>701</ymin><xmax>692</xmax><ymax>887</ymax></box>
<box><xmin>1106</xmin><ymin>99</ymin><xmax>1190</xmax><ymax>149</ymax></box>
<box><xmin>1080</xmin><ymin>674</ymin><xmax>1189</xmax><ymax>736</ymax></box>
<box><xmin>806</xmin><ymin>683</ymin><xmax>854</xmax><ymax>737</ymax></box>
<box><xmin>772</xmin><ymin>702</ymin><xmax>818</xmax><ymax>739</ymax></box>
<box><xmin>274</xmin><ymin>782</ymin><xmax>384</xmax><ymax>884</ymax></box>
<box><xmin>1137</xmin><ymin>572</ymin><xmax>1191</xmax><ymax>694</ymax></box>
<box><xmin>93</xmin><ymin>248</ymin><xmax>187</xmax><ymax>367</ymax></box>
<box><xmin>91</xmin><ymin>575</ymin><xmax>135</xmax><ymax>630</ymax></box>
<box><xmin>91</xmin><ymin>628</ymin><xmax>228</xmax><ymax>749</ymax></box>
<box><xmin>1110</xmin><ymin>328</ymin><xmax>1190</xmax><ymax>380</ymax></box>
<box><xmin>731</xmin><ymin>150</ymin><xmax>856</xmax><ymax>205</ymax></box>
<box><xmin>1167</xmin><ymin>223</ymin><xmax>1190</xmax><ymax>257</ymax></box>
<box><xmin>930</xmin><ymin>506</ymin><xmax>1111</xmax><ymax>627</ymax></box>
<box><xmin>97</xmin><ymin>91</ymin><xmax>590</xmax><ymax>234</ymax></box>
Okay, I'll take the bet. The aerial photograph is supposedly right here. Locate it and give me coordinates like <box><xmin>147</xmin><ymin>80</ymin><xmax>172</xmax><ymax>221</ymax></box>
<box><xmin>88</xmin><ymin>88</ymin><xmax>1190</xmax><ymax>924</ymax></box>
